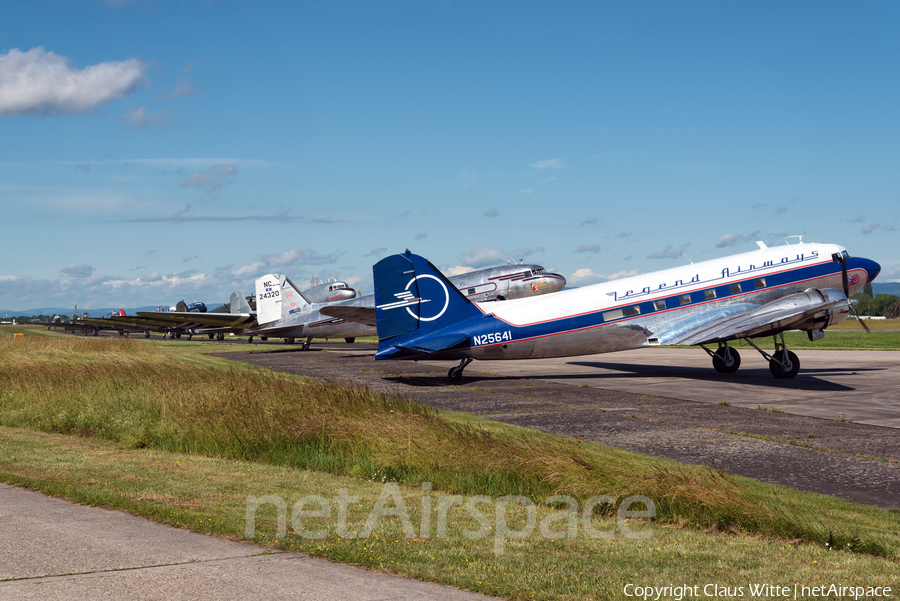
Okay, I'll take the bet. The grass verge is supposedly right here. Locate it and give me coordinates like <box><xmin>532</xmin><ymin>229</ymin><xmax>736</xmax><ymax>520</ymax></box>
<box><xmin>2</xmin><ymin>427</ymin><xmax>898</xmax><ymax>599</ymax></box>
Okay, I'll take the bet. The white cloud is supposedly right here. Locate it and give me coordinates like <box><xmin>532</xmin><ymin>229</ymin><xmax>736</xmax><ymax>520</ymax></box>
<box><xmin>119</xmin><ymin>107</ymin><xmax>174</xmax><ymax>130</ymax></box>
<box><xmin>569</xmin><ymin>268</ymin><xmax>641</xmax><ymax>286</ymax></box>
<box><xmin>181</xmin><ymin>165</ymin><xmax>238</xmax><ymax>192</ymax></box>
<box><xmin>531</xmin><ymin>159</ymin><xmax>564</xmax><ymax>171</ymax></box>
<box><xmin>462</xmin><ymin>247</ymin><xmax>506</xmax><ymax>267</ymax></box>
<box><xmin>575</xmin><ymin>244</ymin><xmax>600</xmax><ymax>254</ymax></box>
<box><xmin>484</xmin><ymin>208</ymin><xmax>499</xmax><ymax>218</ymax></box>
<box><xmin>444</xmin><ymin>265</ymin><xmax>475</xmax><ymax>276</ymax></box>
<box><xmin>0</xmin><ymin>47</ymin><xmax>145</xmax><ymax>116</ymax></box>
<box><xmin>519</xmin><ymin>188</ymin><xmax>535</xmax><ymax>194</ymax></box>
<box><xmin>716</xmin><ymin>233</ymin><xmax>742</xmax><ymax>248</ymax></box>
<box><xmin>233</xmin><ymin>262</ymin><xmax>265</xmax><ymax>277</ymax></box>
<box><xmin>861</xmin><ymin>223</ymin><xmax>880</xmax><ymax>235</ymax></box>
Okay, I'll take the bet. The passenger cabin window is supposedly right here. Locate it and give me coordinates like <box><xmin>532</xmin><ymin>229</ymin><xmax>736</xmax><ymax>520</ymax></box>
<box><xmin>754</xmin><ymin>278</ymin><xmax>766</xmax><ymax>289</ymax></box>
<box><xmin>653</xmin><ymin>300</ymin><xmax>667</xmax><ymax>311</ymax></box>
<box><xmin>467</xmin><ymin>288</ymin><xmax>476</xmax><ymax>295</ymax></box>
<box><xmin>729</xmin><ymin>284</ymin><xmax>742</xmax><ymax>294</ymax></box>
<box><xmin>704</xmin><ymin>289</ymin><xmax>716</xmax><ymax>300</ymax></box>
<box><xmin>679</xmin><ymin>294</ymin><xmax>691</xmax><ymax>305</ymax></box>
<box><xmin>603</xmin><ymin>306</ymin><xmax>640</xmax><ymax>321</ymax></box>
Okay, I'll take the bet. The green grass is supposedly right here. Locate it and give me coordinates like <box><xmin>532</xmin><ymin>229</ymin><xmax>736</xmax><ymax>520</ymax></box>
<box><xmin>1</xmin><ymin>328</ymin><xmax>899</xmax><ymax>598</ymax></box>
<box><xmin>2</xmin><ymin>427</ymin><xmax>898</xmax><ymax>599</ymax></box>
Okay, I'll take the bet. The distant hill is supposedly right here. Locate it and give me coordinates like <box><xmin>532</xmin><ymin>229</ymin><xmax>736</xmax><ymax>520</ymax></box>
<box><xmin>0</xmin><ymin>306</ymin><xmax>175</xmax><ymax>318</ymax></box>
<box><xmin>873</xmin><ymin>283</ymin><xmax>900</xmax><ymax>297</ymax></box>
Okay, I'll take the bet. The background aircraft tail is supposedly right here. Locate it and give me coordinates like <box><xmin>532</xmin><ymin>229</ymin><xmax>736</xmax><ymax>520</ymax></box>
<box><xmin>373</xmin><ymin>250</ymin><xmax>480</xmax><ymax>347</ymax></box>
<box><xmin>255</xmin><ymin>274</ymin><xmax>313</xmax><ymax>325</ymax></box>
<box><xmin>229</xmin><ymin>290</ymin><xmax>251</xmax><ymax>314</ymax></box>
<box><xmin>255</xmin><ymin>275</ymin><xmax>282</xmax><ymax>325</ymax></box>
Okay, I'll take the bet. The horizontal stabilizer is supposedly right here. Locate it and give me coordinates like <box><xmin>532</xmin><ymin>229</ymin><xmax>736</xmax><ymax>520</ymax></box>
<box><xmin>390</xmin><ymin>334</ymin><xmax>471</xmax><ymax>356</ymax></box>
<box><xmin>319</xmin><ymin>304</ymin><xmax>377</xmax><ymax>326</ymax></box>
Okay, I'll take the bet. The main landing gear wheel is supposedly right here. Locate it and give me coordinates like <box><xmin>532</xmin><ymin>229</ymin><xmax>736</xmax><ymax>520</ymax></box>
<box><xmin>260</xmin><ymin>336</ymin><xmax>268</xmax><ymax>341</ymax></box>
<box><xmin>208</xmin><ymin>333</ymin><xmax>215</xmax><ymax>340</ymax></box>
<box><xmin>216</xmin><ymin>332</ymin><xmax>225</xmax><ymax>341</ymax></box>
<box><xmin>144</xmin><ymin>331</ymin><xmax>150</xmax><ymax>338</ymax></box>
<box><xmin>712</xmin><ymin>348</ymin><xmax>741</xmax><ymax>373</ymax></box>
<box><xmin>302</xmin><ymin>338</ymin><xmax>312</xmax><ymax>351</ymax></box>
<box><xmin>448</xmin><ymin>358</ymin><xmax>474</xmax><ymax>381</ymax></box>
<box><xmin>284</xmin><ymin>337</ymin><xmax>295</xmax><ymax>345</ymax></box>
<box><xmin>769</xmin><ymin>350</ymin><xmax>800</xmax><ymax>379</ymax></box>
<box><xmin>344</xmin><ymin>337</ymin><xmax>355</xmax><ymax>344</ymax></box>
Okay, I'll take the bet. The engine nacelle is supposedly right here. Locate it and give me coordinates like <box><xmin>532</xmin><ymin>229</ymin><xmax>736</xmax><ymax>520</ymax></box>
<box><xmin>786</xmin><ymin>287</ymin><xmax>851</xmax><ymax>331</ymax></box>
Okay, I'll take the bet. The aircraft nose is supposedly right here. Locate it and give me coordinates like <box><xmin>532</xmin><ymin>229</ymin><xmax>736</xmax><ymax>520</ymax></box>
<box><xmin>866</xmin><ymin>259</ymin><xmax>881</xmax><ymax>283</ymax></box>
<box><xmin>545</xmin><ymin>273</ymin><xmax>567</xmax><ymax>292</ymax></box>
<box><xmin>850</xmin><ymin>257</ymin><xmax>881</xmax><ymax>286</ymax></box>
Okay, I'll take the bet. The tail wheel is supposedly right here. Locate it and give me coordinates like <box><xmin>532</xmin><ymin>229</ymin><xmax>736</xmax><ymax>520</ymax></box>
<box><xmin>712</xmin><ymin>348</ymin><xmax>741</xmax><ymax>373</ymax></box>
<box><xmin>769</xmin><ymin>350</ymin><xmax>800</xmax><ymax>379</ymax></box>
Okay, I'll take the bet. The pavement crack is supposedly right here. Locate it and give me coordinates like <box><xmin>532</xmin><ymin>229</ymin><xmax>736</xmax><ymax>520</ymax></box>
<box><xmin>1</xmin><ymin>551</ymin><xmax>290</xmax><ymax>585</ymax></box>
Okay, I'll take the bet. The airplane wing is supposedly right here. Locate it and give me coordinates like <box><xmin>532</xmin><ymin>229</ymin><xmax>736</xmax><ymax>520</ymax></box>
<box><xmin>661</xmin><ymin>288</ymin><xmax>850</xmax><ymax>346</ymax></box>
<box><xmin>135</xmin><ymin>311</ymin><xmax>256</xmax><ymax>328</ymax></box>
<box><xmin>318</xmin><ymin>305</ymin><xmax>377</xmax><ymax>326</ymax></box>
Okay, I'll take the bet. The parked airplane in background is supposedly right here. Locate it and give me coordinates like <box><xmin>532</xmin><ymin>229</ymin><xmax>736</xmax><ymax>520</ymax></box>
<box><xmin>320</xmin><ymin>262</ymin><xmax>566</xmax><ymax>326</ymax></box>
<box><xmin>247</xmin><ymin>273</ymin><xmax>375</xmax><ymax>349</ymax></box>
<box><xmin>304</xmin><ymin>277</ymin><xmax>357</xmax><ymax>304</ymax></box>
<box><xmin>371</xmin><ymin>241</ymin><xmax>880</xmax><ymax>380</ymax></box>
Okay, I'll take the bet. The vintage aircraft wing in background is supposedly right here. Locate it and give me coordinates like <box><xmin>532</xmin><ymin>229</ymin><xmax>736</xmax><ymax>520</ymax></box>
<box><xmin>371</xmin><ymin>244</ymin><xmax>880</xmax><ymax>380</ymax></box>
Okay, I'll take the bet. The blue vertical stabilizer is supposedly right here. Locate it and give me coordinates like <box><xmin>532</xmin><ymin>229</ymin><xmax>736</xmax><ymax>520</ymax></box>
<box><xmin>373</xmin><ymin>250</ymin><xmax>482</xmax><ymax>357</ymax></box>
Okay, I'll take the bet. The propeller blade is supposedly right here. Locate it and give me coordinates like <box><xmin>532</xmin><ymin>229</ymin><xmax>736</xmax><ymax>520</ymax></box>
<box><xmin>850</xmin><ymin>304</ymin><xmax>871</xmax><ymax>333</ymax></box>
<box><xmin>841</xmin><ymin>257</ymin><xmax>849</xmax><ymax>297</ymax></box>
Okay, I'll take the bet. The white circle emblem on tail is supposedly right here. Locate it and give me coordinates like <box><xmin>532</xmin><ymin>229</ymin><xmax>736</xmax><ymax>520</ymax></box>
<box><xmin>405</xmin><ymin>274</ymin><xmax>449</xmax><ymax>321</ymax></box>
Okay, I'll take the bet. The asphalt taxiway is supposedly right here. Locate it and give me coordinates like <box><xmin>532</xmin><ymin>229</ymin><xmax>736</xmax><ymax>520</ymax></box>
<box><xmin>468</xmin><ymin>348</ymin><xmax>900</xmax><ymax>428</ymax></box>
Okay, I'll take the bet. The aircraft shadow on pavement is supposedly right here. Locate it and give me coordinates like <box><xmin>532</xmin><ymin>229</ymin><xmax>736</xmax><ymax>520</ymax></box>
<box><xmin>564</xmin><ymin>361</ymin><xmax>883</xmax><ymax>392</ymax></box>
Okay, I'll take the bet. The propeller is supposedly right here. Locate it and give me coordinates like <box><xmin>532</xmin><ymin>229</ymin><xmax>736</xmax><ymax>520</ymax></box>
<box><xmin>840</xmin><ymin>256</ymin><xmax>870</xmax><ymax>333</ymax></box>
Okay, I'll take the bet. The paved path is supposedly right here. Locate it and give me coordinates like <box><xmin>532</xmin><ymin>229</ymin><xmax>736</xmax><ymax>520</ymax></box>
<box><xmin>0</xmin><ymin>484</ymin><xmax>494</xmax><ymax>601</ymax></box>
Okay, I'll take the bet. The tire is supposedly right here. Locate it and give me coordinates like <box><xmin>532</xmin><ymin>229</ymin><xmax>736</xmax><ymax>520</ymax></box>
<box><xmin>448</xmin><ymin>368</ymin><xmax>462</xmax><ymax>381</ymax></box>
<box><xmin>216</xmin><ymin>333</ymin><xmax>225</xmax><ymax>341</ymax></box>
<box><xmin>284</xmin><ymin>337</ymin><xmax>295</xmax><ymax>345</ymax></box>
<box><xmin>260</xmin><ymin>336</ymin><xmax>268</xmax><ymax>341</ymax></box>
<box><xmin>208</xmin><ymin>334</ymin><xmax>215</xmax><ymax>340</ymax></box>
<box><xmin>712</xmin><ymin>348</ymin><xmax>741</xmax><ymax>374</ymax></box>
<box><xmin>344</xmin><ymin>337</ymin><xmax>355</xmax><ymax>344</ymax></box>
<box><xmin>769</xmin><ymin>350</ymin><xmax>800</xmax><ymax>379</ymax></box>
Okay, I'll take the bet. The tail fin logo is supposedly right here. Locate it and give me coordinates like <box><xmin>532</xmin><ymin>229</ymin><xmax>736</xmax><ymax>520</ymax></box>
<box><xmin>377</xmin><ymin>274</ymin><xmax>450</xmax><ymax>322</ymax></box>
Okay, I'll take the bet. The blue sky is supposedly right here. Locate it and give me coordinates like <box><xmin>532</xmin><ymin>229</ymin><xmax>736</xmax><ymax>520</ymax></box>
<box><xmin>2</xmin><ymin>1</ymin><xmax>898</xmax><ymax>310</ymax></box>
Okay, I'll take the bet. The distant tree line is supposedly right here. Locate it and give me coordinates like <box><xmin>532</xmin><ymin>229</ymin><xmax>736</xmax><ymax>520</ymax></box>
<box><xmin>852</xmin><ymin>285</ymin><xmax>900</xmax><ymax>318</ymax></box>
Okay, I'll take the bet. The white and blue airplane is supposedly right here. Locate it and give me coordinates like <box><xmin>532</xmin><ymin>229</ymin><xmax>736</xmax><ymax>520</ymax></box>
<box><xmin>372</xmin><ymin>241</ymin><xmax>881</xmax><ymax>380</ymax></box>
